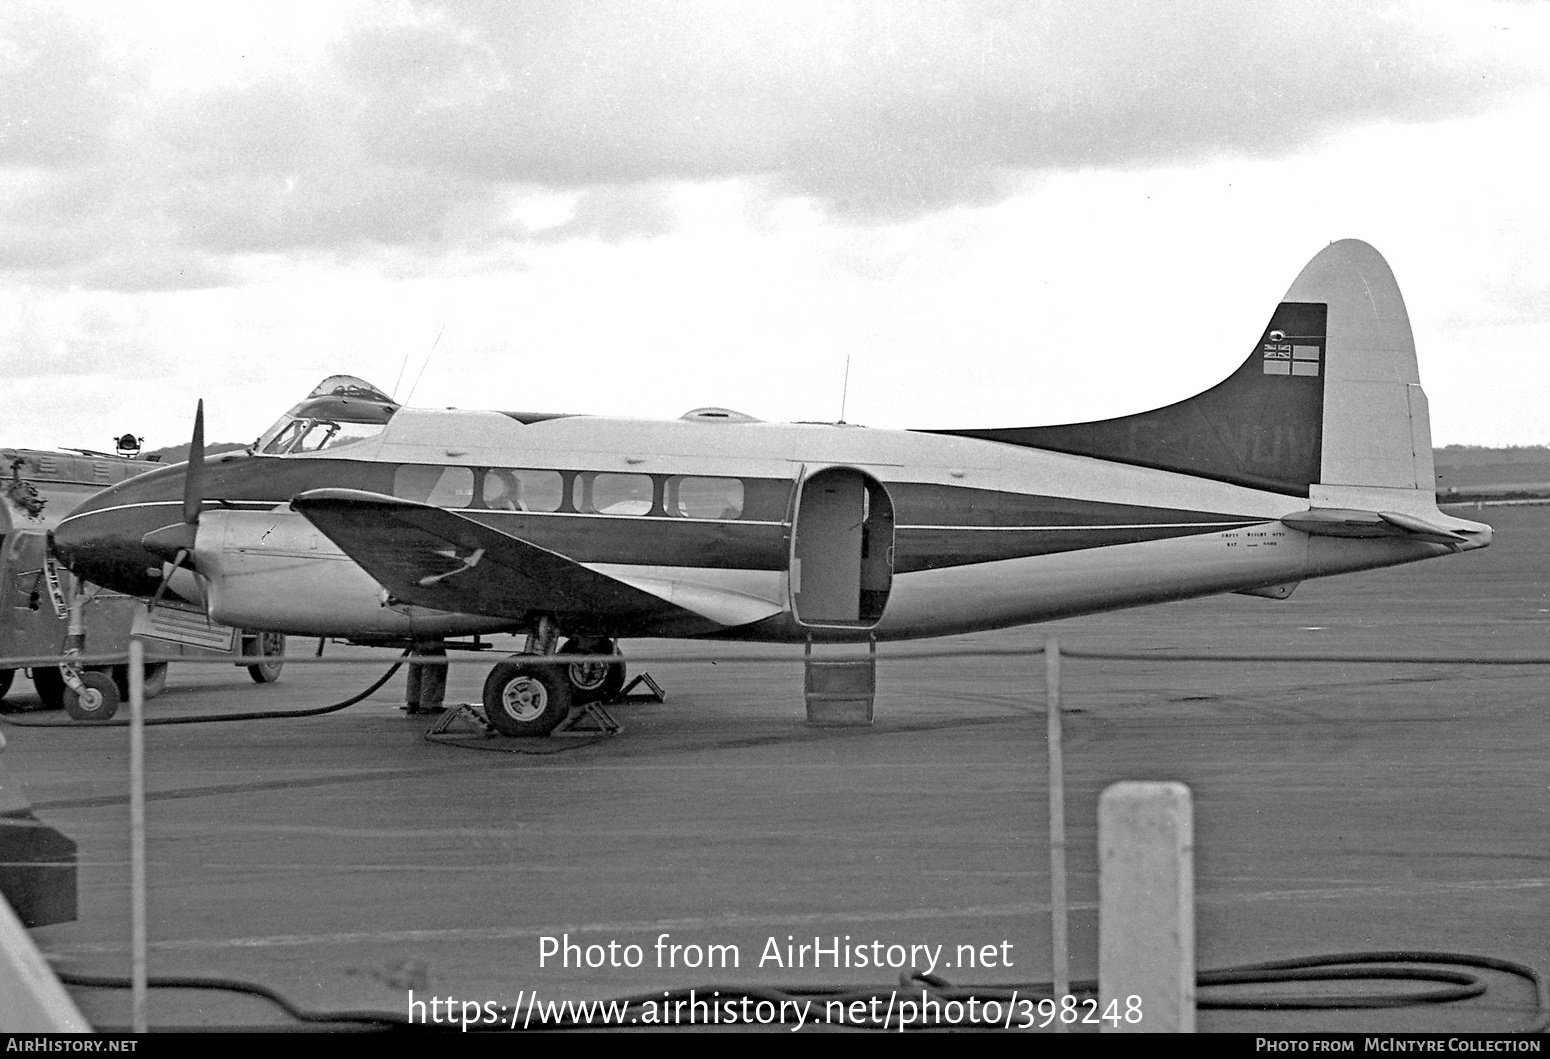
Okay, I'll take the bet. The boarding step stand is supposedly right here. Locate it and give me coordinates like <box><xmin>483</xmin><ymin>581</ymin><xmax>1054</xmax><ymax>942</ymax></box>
<box><xmin>803</xmin><ymin>634</ymin><xmax>876</xmax><ymax>726</ymax></box>
<box><xmin>551</xmin><ymin>672</ymin><xmax>665</xmax><ymax>736</ymax></box>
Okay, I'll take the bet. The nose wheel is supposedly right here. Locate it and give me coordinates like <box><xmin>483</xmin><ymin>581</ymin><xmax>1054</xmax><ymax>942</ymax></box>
<box><xmin>63</xmin><ymin>670</ymin><xmax>120</xmax><ymax>723</ymax></box>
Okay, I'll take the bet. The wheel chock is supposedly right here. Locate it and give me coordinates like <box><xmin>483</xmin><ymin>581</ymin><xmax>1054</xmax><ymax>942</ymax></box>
<box><xmin>552</xmin><ymin>701</ymin><xmax>621</xmax><ymax>736</ymax></box>
<box><xmin>610</xmin><ymin>672</ymin><xmax>665</xmax><ymax>704</ymax></box>
<box><xmin>426</xmin><ymin>703</ymin><xmax>495</xmax><ymax>737</ymax></box>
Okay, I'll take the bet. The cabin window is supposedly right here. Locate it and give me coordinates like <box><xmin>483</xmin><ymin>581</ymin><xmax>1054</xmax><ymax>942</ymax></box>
<box><xmin>666</xmin><ymin>476</ymin><xmax>744</xmax><ymax>519</ymax></box>
<box><xmin>482</xmin><ymin>469</ymin><xmax>563</xmax><ymax>512</ymax></box>
<box><xmin>574</xmin><ymin>472</ymin><xmax>655</xmax><ymax>515</ymax></box>
<box><xmin>393</xmin><ymin>465</ymin><xmax>475</xmax><ymax>508</ymax></box>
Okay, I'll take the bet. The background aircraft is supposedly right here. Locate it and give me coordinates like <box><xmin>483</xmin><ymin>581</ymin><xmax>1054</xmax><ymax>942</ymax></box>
<box><xmin>2</xmin><ymin>444</ymin><xmax>283</xmax><ymax>719</ymax></box>
<box><xmin>53</xmin><ymin>240</ymin><xmax>1489</xmax><ymax>735</ymax></box>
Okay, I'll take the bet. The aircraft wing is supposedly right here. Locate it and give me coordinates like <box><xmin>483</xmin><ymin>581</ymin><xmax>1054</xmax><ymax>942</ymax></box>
<box><xmin>289</xmin><ymin>489</ymin><xmax>781</xmax><ymax>632</ymax></box>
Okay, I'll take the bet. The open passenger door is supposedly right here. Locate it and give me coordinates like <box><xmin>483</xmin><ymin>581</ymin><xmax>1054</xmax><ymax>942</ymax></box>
<box><xmin>789</xmin><ymin>466</ymin><xmax>894</xmax><ymax>630</ymax></box>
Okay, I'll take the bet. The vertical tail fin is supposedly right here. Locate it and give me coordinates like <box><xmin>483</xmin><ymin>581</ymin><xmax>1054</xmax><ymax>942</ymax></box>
<box><xmin>928</xmin><ymin>239</ymin><xmax>1436</xmax><ymax>503</ymax></box>
<box><xmin>1284</xmin><ymin>240</ymin><xmax>1434</xmax><ymax>497</ymax></box>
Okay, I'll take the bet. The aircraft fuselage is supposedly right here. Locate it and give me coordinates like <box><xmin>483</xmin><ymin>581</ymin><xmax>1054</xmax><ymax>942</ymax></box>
<box><xmin>52</xmin><ymin>409</ymin><xmax>1472</xmax><ymax>644</ymax></box>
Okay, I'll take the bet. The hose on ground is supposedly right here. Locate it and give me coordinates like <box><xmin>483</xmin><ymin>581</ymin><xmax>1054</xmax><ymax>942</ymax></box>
<box><xmin>58</xmin><ymin>950</ymin><xmax>1549</xmax><ymax>1032</ymax></box>
<box><xmin>0</xmin><ymin>652</ymin><xmax>407</xmax><ymax>728</ymax></box>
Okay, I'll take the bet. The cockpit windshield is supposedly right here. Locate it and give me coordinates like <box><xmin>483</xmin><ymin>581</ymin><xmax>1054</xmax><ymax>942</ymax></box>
<box><xmin>258</xmin><ymin>416</ymin><xmax>389</xmax><ymax>454</ymax></box>
<box><xmin>254</xmin><ymin>376</ymin><xmax>399</xmax><ymax>456</ymax></box>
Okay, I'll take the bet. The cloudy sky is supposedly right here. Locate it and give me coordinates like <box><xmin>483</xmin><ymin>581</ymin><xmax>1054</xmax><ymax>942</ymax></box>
<box><xmin>4</xmin><ymin>0</ymin><xmax>1548</xmax><ymax>452</ymax></box>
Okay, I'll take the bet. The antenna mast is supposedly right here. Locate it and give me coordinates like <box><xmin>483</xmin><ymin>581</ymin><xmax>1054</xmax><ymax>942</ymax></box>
<box><xmin>404</xmin><ymin>323</ymin><xmax>447</xmax><ymax>405</ymax></box>
<box><xmin>839</xmin><ymin>355</ymin><xmax>851</xmax><ymax>424</ymax></box>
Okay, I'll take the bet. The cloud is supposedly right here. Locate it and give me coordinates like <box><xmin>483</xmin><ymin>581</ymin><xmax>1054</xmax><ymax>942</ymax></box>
<box><xmin>341</xmin><ymin>1</ymin><xmax>1546</xmax><ymax>212</ymax></box>
<box><xmin>524</xmin><ymin>185</ymin><xmax>680</xmax><ymax>243</ymax></box>
<box><xmin>0</xmin><ymin>287</ymin><xmax>159</xmax><ymax>379</ymax></box>
<box><xmin>72</xmin><ymin>252</ymin><xmax>240</xmax><ymax>293</ymax></box>
<box><xmin>0</xmin><ymin>10</ymin><xmax>122</xmax><ymax>166</ymax></box>
<box><xmin>0</xmin><ymin>0</ymin><xmax>1544</xmax><ymax>291</ymax></box>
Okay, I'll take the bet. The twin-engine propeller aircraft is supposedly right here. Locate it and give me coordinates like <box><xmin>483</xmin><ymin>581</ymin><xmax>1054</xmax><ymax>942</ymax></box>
<box><xmin>53</xmin><ymin>240</ymin><xmax>1490</xmax><ymax>735</ymax></box>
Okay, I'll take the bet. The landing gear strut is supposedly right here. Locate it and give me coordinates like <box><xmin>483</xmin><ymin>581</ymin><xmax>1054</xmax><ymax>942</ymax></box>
<box><xmin>58</xmin><ymin>585</ymin><xmax>120</xmax><ymax>721</ymax></box>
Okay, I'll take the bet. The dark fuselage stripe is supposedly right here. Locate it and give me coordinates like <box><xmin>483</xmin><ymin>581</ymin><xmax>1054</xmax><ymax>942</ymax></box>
<box><xmin>61</xmin><ymin>455</ymin><xmax>1272</xmax><ymax>576</ymax></box>
<box><xmin>63</xmin><ymin>499</ymin><xmax>1266</xmax><ymax>574</ymax></box>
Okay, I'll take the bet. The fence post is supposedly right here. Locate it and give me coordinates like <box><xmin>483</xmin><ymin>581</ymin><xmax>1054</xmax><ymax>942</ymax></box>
<box><xmin>128</xmin><ymin>636</ymin><xmax>147</xmax><ymax>1033</ymax></box>
<box><xmin>1045</xmin><ymin>638</ymin><xmax>1069</xmax><ymax>1011</ymax></box>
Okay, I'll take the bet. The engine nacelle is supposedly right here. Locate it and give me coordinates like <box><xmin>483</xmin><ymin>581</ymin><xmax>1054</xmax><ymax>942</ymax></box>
<box><xmin>193</xmin><ymin>507</ymin><xmax>512</xmax><ymax>639</ymax></box>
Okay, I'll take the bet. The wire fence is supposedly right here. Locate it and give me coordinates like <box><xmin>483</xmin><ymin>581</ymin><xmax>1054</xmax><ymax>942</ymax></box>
<box><xmin>6</xmin><ymin>634</ymin><xmax>1548</xmax><ymax>1033</ymax></box>
<box><xmin>8</xmin><ymin>643</ymin><xmax>1550</xmax><ymax>671</ymax></box>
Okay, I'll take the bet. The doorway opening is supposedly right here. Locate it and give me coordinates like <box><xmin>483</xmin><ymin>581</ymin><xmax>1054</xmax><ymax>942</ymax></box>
<box><xmin>790</xmin><ymin>467</ymin><xmax>894</xmax><ymax>628</ymax></box>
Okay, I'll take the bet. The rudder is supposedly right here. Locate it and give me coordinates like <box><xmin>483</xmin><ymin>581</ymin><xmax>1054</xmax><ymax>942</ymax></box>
<box><xmin>1283</xmin><ymin>239</ymin><xmax>1434</xmax><ymax>494</ymax></box>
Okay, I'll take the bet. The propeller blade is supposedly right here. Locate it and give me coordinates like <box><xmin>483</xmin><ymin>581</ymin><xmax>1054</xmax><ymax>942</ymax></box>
<box><xmin>148</xmin><ymin>550</ymin><xmax>189</xmax><ymax>610</ymax></box>
<box><xmin>183</xmin><ymin>399</ymin><xmax>205</xmax><ymax>526</ymax></box>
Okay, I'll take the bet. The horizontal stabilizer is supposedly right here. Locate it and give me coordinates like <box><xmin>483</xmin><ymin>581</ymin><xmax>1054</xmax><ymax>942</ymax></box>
<box><xmin>1374</xmin><ymin>510</ymin><xmax>1475</xmax><ymax>546</ymax></box>
<box><xmin>290</xmin><ymin>489</ymin><xmax>764</xmax><ymax>631</ymax></box>
<box><xmin>1281</xmin><ymin>508</ymin><xmax>1472</xmax><ymax>545</ymax></box>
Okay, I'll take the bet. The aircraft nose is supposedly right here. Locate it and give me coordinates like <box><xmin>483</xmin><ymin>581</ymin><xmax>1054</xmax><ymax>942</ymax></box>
<box><xmin>49</xmin><ymin>513</ymin><xmax>94</xmax><ymax>571</ymax></box>
<box><xmin>52</xmin><ymin>509</ymin><xmax>169</xmax><ymax>598</ymax></box>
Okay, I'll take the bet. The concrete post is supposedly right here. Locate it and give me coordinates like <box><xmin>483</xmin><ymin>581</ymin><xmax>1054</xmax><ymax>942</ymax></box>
<box><xmin>1098</xmin><ymin>781</ymin><xmax>1194</xmax><ymax>1032</ymax></box>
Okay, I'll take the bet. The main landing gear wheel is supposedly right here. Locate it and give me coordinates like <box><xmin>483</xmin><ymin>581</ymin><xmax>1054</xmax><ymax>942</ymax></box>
<box><xmin>247</xmin><ymin>632</ymin><xmax>286</xmax><ymax>684</ymax></box>
<box><xmin>558</xmin><ymin>638</ymin><xmax>626</xmax><ymax>704</ymax></box>
<box><xmin>63</xmin><ymin>670</ymin><xmax>120</xmax><ymax>723</ymax></box>
<box><xmin>483</xmin><ymin>660</ymin><xmax>572</xmax><ymax>737</ymax></box>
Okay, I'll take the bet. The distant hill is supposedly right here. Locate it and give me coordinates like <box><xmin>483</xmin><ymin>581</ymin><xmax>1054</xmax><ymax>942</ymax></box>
<box><xmin>1433</xmin><ymin>445</ymin><xmax>1550</xmax><ymax>500</ymax></box>
<box><xmin>1434</xmin><ymin>444</ymin><xmax>1550</xmax><ymax>469</ymax></box>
